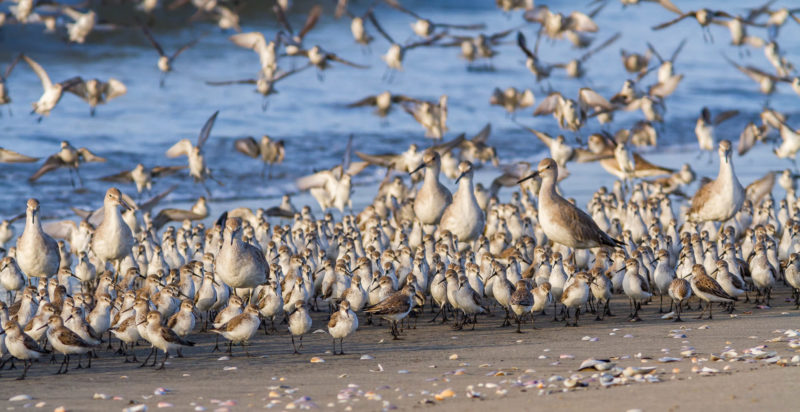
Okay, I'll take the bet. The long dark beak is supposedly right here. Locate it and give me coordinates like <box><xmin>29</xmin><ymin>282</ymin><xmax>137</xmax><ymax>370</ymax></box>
<box><xmin>517</xmin><ymin>171</ymin><xmax>539</xmax><ymax>184</ymax></box>
<box><xmin>37</xmin><ymin>324</ymin><xmax>48</xmax><ymax>331</ymax></box>
<box><xmin>455</xmin><ymin>171</ymin><xmax>466</xmax><ymax>185</ymax></box>
<box><xmin>410</xmin><ymin>162</ymin><xmax>425</xmax><ymax>175</ymax></box>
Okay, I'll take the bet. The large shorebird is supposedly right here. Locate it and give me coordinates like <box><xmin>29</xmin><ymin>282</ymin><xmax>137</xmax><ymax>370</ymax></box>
<box><xmin>16</xmin><ymin>199</ymin><xmax>60</xmax><ymax>280</ymax></box>
<box><xmin>687</xmin><ymin>140</ymin><xmax>744</xmax><ymax>223</ymax></box>
<box><xmin>412</xmin><ymin>151</ymin><xmax>451</xmax><ymax>232</ymax></box>
<box><xmin>91</xmin><ymin>188</ymin><xmax>134</xmax><ymax>271</ymax></box>
<box><xmin>29</xmin><ymin>141</ymin><xmax>106</xmax><ymax>187</ymax></box>
<box><xmin>65</xmin><ymin>77</ymin><xmax>127</xmax><ymax>116</ymax></box>
<box><xmin>519</xmin><ymin>158</ymin><xmax>622</xmax><ymax>249</ymax></box>
<box><xmin>217</xmin><ymin>217</ymin><xmax>268</xmax><ymax>289</ymax></box>
<box><xmin>439</xmin><ymin>161</ymin><xmax>484</xmax><ymax>246</ymax></box>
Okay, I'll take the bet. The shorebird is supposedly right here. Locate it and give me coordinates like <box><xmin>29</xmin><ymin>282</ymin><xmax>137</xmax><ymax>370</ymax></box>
<box><xmin>62</xmin><ymin>7</ymin><xmax>99</xmax><ymax>44</ymax></box>
<box><xmin>356</xmin><ymin>134</ymin><xmax>464</xmax><ymax>179</ymax></box>
<box><xmin>533</xmin><ymin>90</ymin><xmax>611</xmax><ymax>131</ymax></box>
<box><xmin>687</xmin><ymin>140</ymin><xmax>744</xmax><ymax>223</ymax></box>
<box><xmin>560</xmin><ymin>32</ymin><xmax>621</xmax><ymax>78</ymax></box>
<box><xmin>228</xmin><ymin>31</ymin><xmax>278</xmax><ymax>75</ymax></box>
<box><xmin>21</xmin><ymin>54</ymin><xmax>81</xmax><ymax>120</ymax></box>
<box><xmin>296</xmin><ymin>45</ymin><xmax>369</xmax><ymax>74</ymax></box>
<box><xmin>453</xmin><ymin>275</ymin><xmax>485</xmax><ymax>330</ymax></box>
<box><xmin>288</xmin><ymin>301</ymin><xmax>311</xmax><ymax>353</ymax></box>
<box><xmin>234</xmin><ymin>136</ymin><xmax>285</xmax><ymax>177</ymax></box>
<box><xmin>166</xmin><ymin>110</ymin><xmax>222</xmax><ymax>194</ymax></box>
<box><xmin>402</xmin><ymin>95</ymin><xmax>448</xmax><ymax>139</ymax></box>
<box><xmin>211</xmin><ymin>304</ymin><xmax>260</xmax><ymax>356</ymax></box>
<box><xmin>622</xmin><ymin>259</ymin><xmax>652</xmax><ymax>321</ymax></box>
<box><xmin>689</xmin><ymin>265</ymin><xmax>736</xmax><ymax>320</ymax></box>
<box><xmin>516</xmin><ymin>31</ymin><xmax>560</xmax><ymax>81</ymax></box>
<box><xmin>367</xmin><ymin>11</ymin><xmax>447</xmax><ymax>71</ymax></box>
<box><xmin>724</xmin><ymin>55</ymin><xmax>790</xmax><ymax>95</ymax></box>
<box><xmin>517</xmin><ymin>125</ymin><xmax>611</xmax><ymax>168</ymax></box>
<box><xmin>140</xmin><ymin>311</ymin><xmax>195</xmax><ymax>369</ymax></box>
<box><xmin>141</xmin><ymin>25</ymin><xmax>200</xmax><ymax>86</ymax></box>
<box><xmin>152</xmin><ymin>196</ymin><xmax>207</xmax><ymax>230</ymax></box>
<box><xmin>774</xmin><ymin>122</ymin><xmax>800</xmax><ymax>162</ymax></box>
<box><xmin>786</xmin><ymin>253</ymin><xmax>800</xmax><ymax>309</ymax></box>
<box><xmin>509</xmin><ymin>279</ymin><xmax>533</xmax><ymax>332</ymax></box>
<box><xmin>346</xmin><ymin>91</ymin><xmax>417</xmax><ymax>118</ymax></box>
<box><xmin>65</xmin><ymin>77</ymin><xmax>127</xmax><ymax>116</ymax></box>
<box><xmin>273</xmin><ymin>4</ymin><xmax>321</xmax><ymax>55</ymax></box>
<box><xmin>216</xmin><ymin>217</ymin><xmax>268</xmax><ymax>289</ymax></box>
<box><xmin>652</xmin><ymin>7</ymin><xmax>733</xmax><ymax>40</ymax></box>
<box><xmin>439</xmin><ymin>161</ymin><xmax>485</xmax><ymax>246</ymax></box>
<box><xmin>364</xmin><ymin>284</ymin><xmax>415</xmax><ymax>339</ymax></box>
<box><xmin>29</xmin><ymin>141</ymin><xmax>106</xmax><ymax>187</ymax></box>
<box><xmin>0</xmin><ymin>257</ymin><xmax>25</xmax><ymax>301</ymax></box>
<box><xmin>295</xmin><ymin>142</ymin><xmax>368</xmax><ymax>212</ymax></box>
<box><xmin>412</xmin><ymin>151</ymin><xmax>451</xmax><ymax>232</ymax></box>
<box><xmin>561</xmin><ymin>272</ymin><xmax>591</xmax><ymax>326</ymax></box>
<box><xmin>383</xmin><ymin>0</ymin><xmax>485</xmax><ymax>38</ymax></box>
<box><xmin>737</xmin><ymin>122</ymin><xmax>768</xmax><ymax>156</ymax></box>
<box><xmin>327</xmin><ymin>300</ymin><xmax>358</xmax><ymax>355</ymax></box>
<box><xmin>667</xmin><ymin>277</ymin><xmax>691</xmax><ymax>322</ymax></box>
<box><xmin>205</xmin><ymin>64</ymin><xmax>311</xmax><ymax>110</ymax></box>
<box><xmin>490</xmin><ymin>87</ymin><xmax>534</xmax><ymax>114</ymax></box>
<box><xmin>519</xmin><ymin>158</ymin><xmax>622</xmax><ymax>249</ymax></box>
<box><xmin>523</xmin><ymin>4</ymin><xmax>600</xmax><ymax>40</ymax></box>
<box><xmin>100</xmin><ymin>163</ymin><xmax>185</xmax><ymax>195</ymax></box>
<box><xmin>42</xmin><ymin>315</ymin><xmax>94</xmax><ymax>374</ymax></box>
<box><xmin>695</xmin><ymin>107</ymin><xmax>739</xmax><ymax>156</ymax></box>
<box><xmin>91</xmin><ymin>188</ymin><xmax>134</xmax><ymax>270</ymax></box>
<box><xmin>16</xmin><ymin>199</ymin><xmax>60</xmax><ymax>280</ymax></box>
<box><xmin>440</xmin><ymin>28</ymin><xmax>515</xmax><ymax>66</ymax></box>
<box><xmin>3</xmin><ymin>321</ymin><xmax>48</xmax><ymax>380</ymax></box>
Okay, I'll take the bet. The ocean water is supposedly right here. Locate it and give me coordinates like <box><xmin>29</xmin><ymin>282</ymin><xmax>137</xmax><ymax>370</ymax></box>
<box><xmin>0</xmin><ymin>0</ymin><xmax>797</xmax><ymax>220</ymax></box>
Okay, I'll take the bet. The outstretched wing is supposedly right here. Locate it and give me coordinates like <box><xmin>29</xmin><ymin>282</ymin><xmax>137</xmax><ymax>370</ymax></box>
<box><xmin>166</xmin><ymin>138</ymin><xmax>193</xmax><ymax>158</ymax></box>
<box><xmin>197</xmin><ymin>110</ymin><xmax>220</xmax><ymax>149</ymax></box>
<box><xmin>29</xmin><ymin>154</ymin><xmax>65</xmax><ymax>182</ymax></box>
<box><xmin>234</xmin><ymin>137</ymin><xmax>260</xmax><ymax>158</ymax></box>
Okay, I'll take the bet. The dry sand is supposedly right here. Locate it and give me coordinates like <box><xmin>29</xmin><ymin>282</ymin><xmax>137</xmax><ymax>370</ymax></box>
<box><xmin>1</xmin><ymin>286</ymin><xmax>799</xmax><ymax>412</ymax></box>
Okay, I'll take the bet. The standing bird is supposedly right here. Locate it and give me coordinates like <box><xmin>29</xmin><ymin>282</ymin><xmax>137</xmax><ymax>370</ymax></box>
<box><xmin>16</xmin><ymin>199</ymin><xmax>60</xmax><ymax>280</ymax></box>
<box><xmin>439</xmin><ymin>162</ymin><xmax>485</xmax><ymax>247</ymax></box>
<box><xmin>91</xmin><ymin>188</ymin><xmax>134</xmax><ymax>271</ymax></box>
<box><xmin>29</xmin><ymin>141</ymin><xmax>106</xmax><ymax>187</ymax></box>
<box><xmin>668</xmin><ymin>278</ymin><xmax>692</xmax><ymax>322</ymax></box>
<box><xmin>518</xmin><ymin>158</ymin><xmax>622</xmax><ymax>249</ymax></box>
<box><xmin>233</xmin><ymin>135</ymin><xmax>285</xmax><ymax>178</ymax></box>
<box><xmin>211</xmin><ymin>305</ymin><xmax>261</xmax><ymax>356</ymax></box>
<box><xmin>689</xmin><ymin>265</ymin><xmax>736</xmax><ymax>320</ymax></box>
<box><xmin>412</xmin><ymin>151</ymin><xmax>451</xmax><ymax>232</ymax></box>
<box><xmin>141</xmin><ymin>25</ymin><xmax>200</xmax><ymax>86</ymax></box>
<box><xmin>166</xmin><ymin>110</ymin><xmax>221</xmax><ymax>194</ymax></box>
<box><xmin>3</xmin><ymin>321</ymin><xmax>48</xmax><ymax>380</ymax></box>
<box><xmin>21</xmin><ymin>54</ymin><xmax>81</xmax><ymax>120</ymax></box>
<box><xmin>509</xmin><ymin>280</ymin><xmax>533</xmax><ymax>332</ymax></box>
<box><xmin>140</xmin><ymin>311</ymin><xmax>195</xmax><ymax>369</ymax></box>
<box><xmin>327</xmin><ymin>300</ymin><xmax>358</xmax><ymax>355</ymax></box>
<box><xmin>216</xmin><ymin>217</ymin><xmax>268</xmax><ymax>289</ymax></box>
<box><xmin>364</xmin><ymin>284</ymin><xmax>415</xmax><ymax>339</ymax></box>
<box><xmin>43</xmin><ymin>315</ymin><xmax>94</xmax><ymax>374</ymax></box>
<box><xmin>687</xmin><ymin>140</ymin><xmax>744</xmax><ymax>223</ymax></box>
<box><xmin>288</xmin><ymin>301</ymin><xmax>312</xmax><ymax>354</ymax></box>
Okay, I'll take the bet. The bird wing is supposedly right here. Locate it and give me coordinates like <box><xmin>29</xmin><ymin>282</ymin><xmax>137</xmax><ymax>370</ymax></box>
<box><xmin>0</xmin><ymin>147</ymin><xmax>38</xmax><ymax>163</ymax></box>
<box><xmin>206</xmin><ymin>79</ymin><xmax>257</xmax><ymax>86</ymax></box>
<box><xmin>150</xmin><ymin>165</ymin><xmax>186</xmax><ymax>177</ymax></box>
<box><xmin>153</xmin><ymin>208</ymin><xmax>205</xmax><ymax>229</ymax></box>
<box><xmin>2</xmin><ymin>53</ymin><xmax>21</xmax><ymax>81</ymax></box>
<box><xmin>296</xmin><ymin>169</ymin><xmax>337</xmax><ymax>190</ymax></box>
<box><xmin>139</xmin><ymin>185</ymin><xmax>178</xmax><ymax>213</ymax></box>
<box><xmin>566</xmin><ymin>11</ymin><xmax>599</xmax><ymax>32</ymax></box>
<box><xmin>21</xmin><ymin>54</ymin><xmax>53</xmax><ymax>91</ymax></box>
<box><xmin>355</xmin><ymin>151</ymin><xmax>400</xmax><ymax>168</ymax></box>
<box><xmin>533</xmin><ymin>92</ymin><xmax>563</xmax><ymax>116</ymax></box>
<box><xmin>572</xmin><ymin>148</ymin><xmax>614</xmax><ymax>163</ymax></box>
<box><xmin>553</xmin><ymin>195</ymin><xmax>622</xmax><ymax>247</ymax></box>
<box><xmin>78</xmin><ymin>148</ymin><xmax>106</xmax><ymax>163</ymax></box>
<box><xmin>102</xmin><ymin>78</ymin><xmax>127</xmax><ymax>101</ymax></box>
<box><xmin>298</xmin><ymin>5</ymin><xmax>323</xmax><ymax>40</ymax></box>
<box><xmin>170</xmin><ymin>38</ymin><xmax>200</xmax><ymax>62</ymax></box>
<box><xmin>99</xmin><ymin>169</ymin><xmax>134</xmax><ymax>183</ymax></box>
<box><xmin>346</xmin><ymin>95</ymin><xmax>378</xmax><ymax>108</ymax></box>
<box><xmin>404</xmin><ymin>31</ymin><xmax>448</xmax><ymax>50</ymax></box>
<box><xmin>578</xmin><ymin>87</ymin><xmax>613</xmax><ymax>112</ymax></box>
<box><xmin>489</xmin><ymin>27</ymin><xmax>515</xmax><ymax>42</ymax></box>
<box><xmin>430</xmin><ymin>133</ymin><xmax>466</xmax><ymax>155</ymax></box>
<box><xmin>518</xmin><ymin>123</ymin><xmax>554</xmax><ymax>147</ymax></box>
<box><xmin>327</xmin><ymin>53</ymin><xmax>370</xmax><ymax>68</ymax></box>
<box><xmin>713</xmin><ymin>110</ymin><xmax>739</xmax><ymax>125</ymax></box>
<box><xmin>652</xmin><ymin>13</ymin><xmax>692</xmax><ymax>30</ymax></box>
<box><xmin>345</xmin><ymin>160</ymin><xmax>369</xmax><ymax>176</ymax></box>
<box><xmin>228</xmin><ymin>32</ymin><xmax>267</xmax><ymax>52</ymax></box>
<box><xmin>470</xmin><ymin>123</ymin><xmax>491</xmax><ymax>144</ymax></box>
<box><xmin>42</xmin><ymin>219</ymin><xmax>77</xmax><ymax>240</ymax></box>
<box><xmin>523</xmin><ymin>5</ymin><xmax>550</xmax><ymax>24</ymax></box>
<box><xmin>197</xmin><ymin>110</ymin><xmax>219</xmax><ymax>149</ymax></box>
<box><xmin>65</xmin><ymin>78</ymin><xmax>88</xmax><ymax>99</ymax></box>
<box><xmin>656</xmin><ymin>0</ymin><xmax>682</xmax><ymax>14</ymax></box>
<box><xmin>367</xmin><ymin>10</ymin><xmax>397</xmax><ymax>44</ymax></box>
<box><xmin>273</xmin><ymin>3</ymin><xmax>294</xmax><ymax>35</ymax></box>
<box><xmin>580</xmin><ymin>32</ymin><xmax>620</xmax><ymax>62</ymax></box>
<box><xmin>273</xmin><ymin>63</ymin><xmax>313</xmax><ymax>82</ymax></box>
<box><xmin>166</xmin><ymin>139</ymin><xmax>193</xmax><ymax>158</ymax></box>
<box><xmin>234</xmin><ymin>137</ymin><xmax>260</xmax><ymax>158</ymax></box>
<box><xmin>29</xmin><ymin>154</ymin><xmax>65</xmax><ymax>182</ymax></box>
<box><xmin>141</xmin><ymin>25</ymin><xmax>166</xmax><ymax>57</ymax></box>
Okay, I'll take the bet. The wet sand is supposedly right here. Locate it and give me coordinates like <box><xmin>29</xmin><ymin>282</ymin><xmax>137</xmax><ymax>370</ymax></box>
<box><xmin>2</xmin><ymin>285</ymin><xmax>799</xmax><ymax>411</ymax></box>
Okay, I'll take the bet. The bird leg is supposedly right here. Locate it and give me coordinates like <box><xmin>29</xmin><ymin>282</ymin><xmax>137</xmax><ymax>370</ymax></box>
<box><xmin>211</xmin><ymin>335</ymin><xmax>221</xmax><ymax>352</ymax></box>
<box><xmin>339</xmin><ymin>338</ymin><xmax>345</xmax><ymax>355</ymax></box>
<box><xmin>156</xmin><ymin>350</ymin><xmax>167</xmax><ymax>370</ymax></box>
<box><xmin>140</xmin><ymin>347</ymin><xmax>155</xmax><ymax>368</ymax></box>
<box><xmin>16</xmin><ymin>360</ymin><xmax>30</xmax><ymax>380</ymax></box>
<box><xmin>56</xmin><ymin>355</ymin><xmax>68</xmax><ymax>374</ymax></box>
<box><xmin>227</xmin><ymin>341</ymin><xmax>233</xmax><ymax>356</ymax></box>
<box><xmin>631</xmin><ymin>302</ymin><xmax>642</xmax><ymax>322</ymax></box>
<box><xmin>76</xmin><ymin>354</ymin><xmax>84</xmax><ymax>369</ymax></box>
<box><xmin>292</xmin><ymin>335</ymin><xmax>300</xmax><ymax>354</ymax></box>
<box><xmin>674</xmin><ymin>300</ymin><xmax>683</xmax><ymax>322</ymax></box>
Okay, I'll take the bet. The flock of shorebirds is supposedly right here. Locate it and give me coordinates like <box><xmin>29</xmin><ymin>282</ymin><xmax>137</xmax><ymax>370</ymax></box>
<box><xmin>2</xmin><ymin>0</ymin><xmax>800</xmax><ymax>382</ymax></box>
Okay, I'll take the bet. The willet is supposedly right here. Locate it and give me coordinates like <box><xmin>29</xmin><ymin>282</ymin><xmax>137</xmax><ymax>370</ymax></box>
<box><xmin>16</xmin><ymin>199</ymin><xmax>60</xmax><ymax>280</ymax></box>
<box><xmin>234</xmin><ymin>136</ymin><xmax>285</xmax><ymax>177</ymax></box>
<box><xmin>518</xmin><ymin>158</ymin><xmax>622</xmax><ymax>249</ymax></box>
<box><xmin>412</xmin><ymin>151</ymin><xmax>451</xmax><ymax>232</ymax></box>
<box><xmin>29</xmin><ymin>141</ymin><xmax>106</xmax><ymax>187</ymax></box>
<box><xmin>91</xmin><ymin>188</ymin><xmax>134</xmax><ymax>272</ymax></box>
<box><xmin>65</xmin><ymin>77</ymin><xmax>127</xmax><ymax>116</ymax></box>
<box><xmin>216</xmin><ymin>217</ymin><xmax>268</xmax><ymax>289</ymax></box>
<box><xmin>687</xmin><ymin>140</ymin><xmax>744</xmax><ymax>223</ymax></box>
<box><xmin>439</xmin><ymin>161</ymin><xmax>485</xmax><ymax>247</ymax></box>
